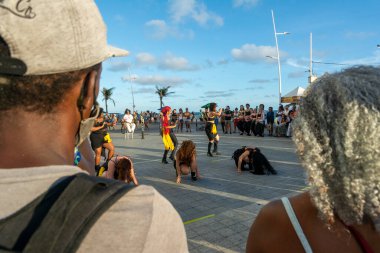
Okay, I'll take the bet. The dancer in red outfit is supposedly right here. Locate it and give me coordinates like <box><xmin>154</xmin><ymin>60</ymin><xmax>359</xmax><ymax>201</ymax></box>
<box><xmin>161</xmin><ymin>106</ymin><xmax>177</xmax><ymax>164</ymax></box>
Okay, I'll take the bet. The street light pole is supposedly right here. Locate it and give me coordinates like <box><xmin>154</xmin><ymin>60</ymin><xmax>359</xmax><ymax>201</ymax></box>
<box><xmin>128</xmin><ymin>67</ymin><xmax>136</xmax><ymax>113</ymax></box>
<box><xmin>271</xmin><ymin>10</ymin><xmax>289</xmax><ymax>105</ymax></box>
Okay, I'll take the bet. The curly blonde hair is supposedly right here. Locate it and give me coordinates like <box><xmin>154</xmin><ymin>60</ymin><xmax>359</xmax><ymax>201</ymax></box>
<box><xmin>293</xmin><ymin>66</ymin><xmax>380</xmax><ymax>228</ymax></box>
<box><xmin>177</xmin><ymin>140</ymin><xmax>196</xmax><ymax>164</ymax></box>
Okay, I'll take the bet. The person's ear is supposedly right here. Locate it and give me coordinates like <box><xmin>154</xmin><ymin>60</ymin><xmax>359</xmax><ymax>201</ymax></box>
<box><xmin>81</xmin><ymin>69</ymin><xmax>100</xmax><ymax>115</ymax></box>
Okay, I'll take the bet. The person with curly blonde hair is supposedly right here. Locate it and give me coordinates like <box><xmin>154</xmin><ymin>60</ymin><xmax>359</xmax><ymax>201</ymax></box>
<box><xmin>174</xmin><ymin>140</ymin><xmax>201</xmax><ymax>183</ymax></box>
<box><xmin>246</xmin><ymin>66</ymin><xmax>380</xmax><ymax>253</ymax></box>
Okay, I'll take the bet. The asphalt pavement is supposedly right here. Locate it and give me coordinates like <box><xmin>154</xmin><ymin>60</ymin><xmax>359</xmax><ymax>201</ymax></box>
<box><xmin>108</xmin><ymin>122</ymin><xmax>307</xmax><ymax>253</ymax></box>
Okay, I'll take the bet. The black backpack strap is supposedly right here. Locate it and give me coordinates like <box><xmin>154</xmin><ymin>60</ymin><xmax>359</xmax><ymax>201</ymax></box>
<box><xmin>0</xmin><ymin>173</ymin><xmax>133</xmax><ymax>253</ymax></box>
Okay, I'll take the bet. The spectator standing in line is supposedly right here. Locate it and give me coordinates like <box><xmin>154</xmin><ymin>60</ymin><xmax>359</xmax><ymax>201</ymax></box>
<box><xmin>255</xmin><ymin>104</ymin><xmax>266</xmax><ymax>137</ymax></box>
<box><xmin>243</xmin><ymin>103</ymin><xmax>252</xmax><ymax>136</ymax></box>
<box><xmin>184</xmin><ymin>108</ymin><xmax>192</xmax><ymax>132</ymax></box>
<box><xmin>0</xmin><ymin>1</ymin><xmax>188</xmax><ymax>252</ymax></box>
<box><xmin>276</xmin><ymin>104</ymin><xmax>285</xmax><ymax>125</ymax></box>
<box><xmin>238</xmin><ymin>105</ymin><xmax>245</xmax><ymax>135</ymax></box>
<box><xmin>220</xmin><ymin>108</ymin><xmax>226</xmax><ymax>134</ymax></box>
<box><xmin>233</xmin><ymin>107</ymin><xmax>239</xmax><ymax>133</ymax></box>
<box><xmin>266</xmin><ymin>107</ymin><xmax>275</xmax><ymax>136</ymax></box>
<box><xmin>250</xmin><ymin>107</ymin><xmax>257</xmax><ymax>136</ymax></box>
<box><xmin>224</xmin><ymin>105</ymin><xmax>232</xmax><ymax>134</ymax></box>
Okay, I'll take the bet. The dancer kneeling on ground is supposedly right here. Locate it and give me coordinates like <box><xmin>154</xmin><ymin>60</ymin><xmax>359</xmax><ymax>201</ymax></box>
<box><xmin>205</xmin><ymin>102</ymin><xmax>222</xmax><ymax>156</ymax></box>
<box><xmin>232</xmin><ymin>146</ymin><xmax>277</xmax><ymax>175</ymax></box>
<box><xmin>99</xmin><ymin>155</ymin><xmax>139</xmax><ymax>186</ymax></box>
<box><xmin>174</xmin><ymin>140</ymin><xmax>201</xmax><ymax>184</ymax></box>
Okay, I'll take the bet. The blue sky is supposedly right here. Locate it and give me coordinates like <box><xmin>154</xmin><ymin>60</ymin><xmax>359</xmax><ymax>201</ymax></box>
<box><xmin>95</xmin><ymin>0</ymin><xmax>380</xmax><ymax>113</ymax></box>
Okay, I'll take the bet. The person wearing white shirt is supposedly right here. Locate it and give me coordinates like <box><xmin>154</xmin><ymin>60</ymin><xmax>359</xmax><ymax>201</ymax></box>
<box><xmin>123</xmin><ymin>109</ymin><xmax>136</xmax><ymax>133</ymax></box>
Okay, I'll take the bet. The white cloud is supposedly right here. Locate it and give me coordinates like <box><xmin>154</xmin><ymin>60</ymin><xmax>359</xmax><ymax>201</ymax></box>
<box><xmin>217</xmin><ymin>59</ymin><xmax>229</xmax><ymax>65</ymax></box>
<box><xmin>158</xmin><ymin>53</ymin><xmax>200</xmax><ymax>71</ymax></box>
<box><xmin>204</xmin><ymin>90</ymin><xmax>235</xmax><ymax>97</ymax></box>
<box><xmin>341</xmin><ymin>50</ymin><xmax>380</xmax><ymax>65</ymax></box>
<box><xmin>136</xmin><ymin>52</ymin><xmax>156</xmax><ymax>65</ymax></box>
<box><xmin>145</xmin><ymin>19</ymin><xmax>195</xmax><ymax>40</ymax></box>
<box><xmin>145</xmin><ymin>20</ymin><xmax>170</xmax><ymax>39</ymax></box>
<box><xmin>249</xmin><ymin>79</ymin><xmax>271</xmax><ymax>83</ymax></box>
<box><xmin>233</xmin><ymin>0</ymin><xmax>260</xmax><ymax>8</ymax></box>
<box><xmin>114</xmin><ymin>14</ymin><xmax>125</xmax><ymax>22</ymax></box>
<box><xmin>122</xmin><ymin>74</ymin><xmax>189</xmax><ymax>86</ymax></box>
<box><xmin>168</xmin><ymin>0</ymin><xmax>223</xmax><ymax>27</ymax></box>
<box><xmin>107</xmin><ymin>61</ymin><xmax>131</xmax><ymax>72</ymax></box>
<box><xmin>286</xmin><ymin>58</ymin><xmax>308</xmax><ymax>69</ymax></box>
<box><xmin>134</xmin><ymin>88</ymin><xmax>155</xmax><ymax>94</ymax></box>
<box><xmin>231</xmin><ymin>44</ymin><xmax>284</xmax><ymax>63</ymax></box>
<box><xmin>288</xmin><ymin>71</ymin><xmax>306</xmax><ymax>78</ymax></box>
<box><xmin>345</xmin><ymin>31</ymin><xmax>377</xmax><ymax>40</ymax></box>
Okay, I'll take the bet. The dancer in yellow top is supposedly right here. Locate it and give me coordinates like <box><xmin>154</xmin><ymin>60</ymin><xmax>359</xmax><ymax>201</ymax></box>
<box><xmin>205</xmin><ymin>103</ymin><xmax>222</xmax><ymax>157</ymax></box>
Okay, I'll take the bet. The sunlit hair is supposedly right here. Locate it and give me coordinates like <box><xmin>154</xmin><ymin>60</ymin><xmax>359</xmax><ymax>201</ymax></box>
<box><xmin>177</xmin><ymin>140</ymin><xmax>196</xmax><ymax>164</ymax></box>
<box><xmin>292</xmin><ymin>66</ymin><xmax>380</xmax><ymax>229</ymax></box>
<box><xmin>115</xmin><ymin>158</ymin><xmax>133</xmax><ymax>182</ymax></box>
<box><xmin>209</xmin><ymin>103</ymin><xmax>217</xmax><ymax>112</ymax></box>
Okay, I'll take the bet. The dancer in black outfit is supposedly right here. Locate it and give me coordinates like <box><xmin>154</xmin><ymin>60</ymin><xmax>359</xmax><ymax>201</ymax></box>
<box><xmin>205</xmin><ymin>103</ymin><xmax>222</xmax><ymax>157</ymax></box>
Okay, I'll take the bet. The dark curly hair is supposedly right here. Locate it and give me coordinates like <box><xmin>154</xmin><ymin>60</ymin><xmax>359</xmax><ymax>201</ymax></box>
<box><xmin>209</xmin><ymin>103</ymin><xmax>217</xmax><ymax>112</ymax></box>
<box><xmin>115</xmin><ymin>158</ymin><xmax>133</xmax><ymax>182</ymax></box>
<box><xmin>0</xmin><ymin>36</ymin><xmax>99</xmax><ymax>114</ymax></box>
<box><xmin>177</xmin><ymin>140</ymin><xmax>196</xmax><ymax>165</ymax></box>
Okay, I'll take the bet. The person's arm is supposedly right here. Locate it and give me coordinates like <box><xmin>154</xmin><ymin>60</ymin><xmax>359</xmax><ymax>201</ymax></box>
<box><xmin>237</xmin><ymin>150</ymin><xmax>250</xmax><ymax>173</ymax></box>
<box><xmin>214</xmin><ymin>108</ymin><xmax>223</xmax><ymax>117</ymax></box>
<box><xmin>106</xmin><ymin>159</ymin><xmax>116</xmax><ymax>179</ymax></box>
<box><xmin>191</xmin><ymin>154</ymin><xmax>201</xmax><ymax>178</ymax></box>
<box><xmin>130</xmin><ymin>165</ymin><xmax>139</xmax><ymax>186</ymax></box>
<box><xmin>176</xmin><ymin>158</ymin><xmax>181</xmax><ymax>183</ymax></box>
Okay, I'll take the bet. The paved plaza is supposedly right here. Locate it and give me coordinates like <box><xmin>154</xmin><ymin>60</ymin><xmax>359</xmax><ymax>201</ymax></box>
<box><xmin>108</xmin><ymin>123</ymin><xmax>307</xmax><ymax>253</ymax></box>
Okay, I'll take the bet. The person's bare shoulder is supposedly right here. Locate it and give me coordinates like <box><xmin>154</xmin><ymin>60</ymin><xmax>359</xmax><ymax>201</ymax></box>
<box><xmin>246</xmin><ymin>199</ymin><xmax>288</xmax><ymax>253</ymax></box>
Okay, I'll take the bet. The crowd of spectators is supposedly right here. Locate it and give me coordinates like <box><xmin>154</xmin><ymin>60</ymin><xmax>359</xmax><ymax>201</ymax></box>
<box><xmin>198</xmin><ymin>103</ymin><xmax>298</xmax><ymax>137</ymax></box>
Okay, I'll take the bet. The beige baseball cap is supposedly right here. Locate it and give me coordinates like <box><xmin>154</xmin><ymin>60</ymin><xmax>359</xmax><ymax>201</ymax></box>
<box><xmin>0</xmin><ymin>0</ymin><xmax>129</xmax><ymax>75</ymax></box>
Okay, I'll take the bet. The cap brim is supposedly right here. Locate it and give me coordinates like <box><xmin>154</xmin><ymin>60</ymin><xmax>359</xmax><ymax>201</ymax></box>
<box><xmin>107</xmin><ymin>45</ymin><xmax>129</xmax><ymax>57</ymax></box>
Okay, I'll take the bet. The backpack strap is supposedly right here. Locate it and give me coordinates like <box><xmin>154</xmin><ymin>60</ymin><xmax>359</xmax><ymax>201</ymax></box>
<box><xmin>0</xmin><ymin>173</ymin><xmax>133</xmax><ymax>253</ymax></box>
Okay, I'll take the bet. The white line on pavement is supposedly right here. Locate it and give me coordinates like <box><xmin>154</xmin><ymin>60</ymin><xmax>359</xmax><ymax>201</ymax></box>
<box><xmin>143</xmin><ymin>176</ymin><xmax>269</xmax><ymax>205</ymax></box>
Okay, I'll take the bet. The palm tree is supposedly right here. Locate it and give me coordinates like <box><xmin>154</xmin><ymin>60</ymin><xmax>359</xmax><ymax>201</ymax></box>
<box><xmin>101</xmin><ymin>87</ymin><xmax>116</xmax><ymax>113</ymax></box>
<box><xmin>155</xmin><ymin>85</ymin><xmax>174</xmax><ymax>109</ymax></box>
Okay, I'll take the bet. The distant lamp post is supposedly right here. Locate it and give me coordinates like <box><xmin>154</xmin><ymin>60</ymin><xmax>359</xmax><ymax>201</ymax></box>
<box><xmin>271</xmin><ymin>10</ymin><xmax>290</xmax><ymax>104</ymax></box>
<box><xmin>128</xmin><ymin>67</ymin><xmax>136</xmax><ymax>113</ymax></box>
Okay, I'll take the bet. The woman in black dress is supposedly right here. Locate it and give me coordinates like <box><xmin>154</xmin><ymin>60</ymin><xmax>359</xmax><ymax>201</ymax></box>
<box><xmin>205</xmin><ymin>103</ymin><xmax>222</xmax><ymax>157</ymax></box>
<box><xmin>90</xmin><ymin>108</ymin><xmax>114</xmax><ymax>174</ymax></box>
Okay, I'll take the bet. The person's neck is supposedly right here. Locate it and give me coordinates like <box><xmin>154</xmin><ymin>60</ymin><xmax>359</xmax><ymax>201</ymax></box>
<box><xmin>0</xmin><ymin>112</ymin><xmax>77</xmax><ymax>168</ymax></box>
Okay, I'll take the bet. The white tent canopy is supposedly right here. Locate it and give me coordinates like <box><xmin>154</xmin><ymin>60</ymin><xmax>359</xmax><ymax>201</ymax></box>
<box><xmin>281</xmin><ymin>86</ymin><xmax>305</xmax><ymax>103</ymax></box>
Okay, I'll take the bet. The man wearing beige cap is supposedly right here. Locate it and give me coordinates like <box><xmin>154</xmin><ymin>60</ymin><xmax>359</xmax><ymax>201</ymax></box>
<box><xmin>0</xmin><ymin>1</ymin><xmax>188</xmax><ymax>252</ymax></box>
